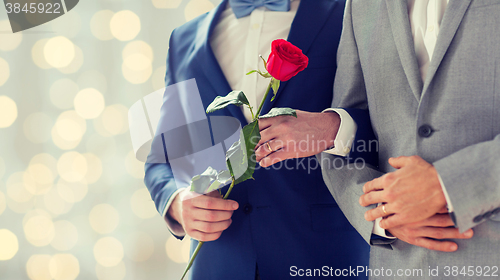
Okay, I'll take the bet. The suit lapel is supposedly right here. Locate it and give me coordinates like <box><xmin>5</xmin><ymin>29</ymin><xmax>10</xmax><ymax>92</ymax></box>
<box><xmin>194</xmin><ymin>0</ymin><xmax>247</xmax><ymax>124</ymax></box>
<box><xmin>421</xmin><ymin>0</ymin><xmax>472</xmax><ymax>95</ymax></box>
<box><xmin>385</xmin><ymin>0</ymin><xmax>424</xmax><ymax>102</ymax></box>
<box><xmin>261</xmin><ymin>0</ymin><xmax>340</xmax><ymax>114</ymax></box>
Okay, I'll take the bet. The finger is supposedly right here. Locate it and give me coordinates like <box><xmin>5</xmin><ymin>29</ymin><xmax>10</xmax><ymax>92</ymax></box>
<box><xmin>363</xmin><ymin>203</ymin><xmax>391</xmax><ymax>221</ymax></box>
<box><xmin>419</xmin><ymin>213</ymin><xmax>455</xmax><ymax>227</ymax></box>
<box><xmin>362</xmin><ymin>177</ymin><xmax>385</xmax><ymax>194</ymax></box>
<box><xmin>257</xmin><ymin>118</ymin><xmax>273</xmax><ymax>131</ymax></box>
<box><xmin>259</xmin><ymin>149</ymin><xmax>289</xmax><ymax>167</ymax></box>
<box><xmin>411</xmin><ymin>237</ymin><xmax>458</xmax><ymax>252</ymax></box>
<box><xmin>359</xmin><ymin>190</ymin><xmax>386</xmax><ymax>207</ymax></box>
<box><xmin>388</xmin><ymin>156</ymin><xmax>414</xmax><ymax>169</ymax></box>
<box><xmin>437</xmin><ymin>206</ymin><xmax>449</xmax><ymax>214</ymax></box>
<box><xmin>380</xmin><ymin>213</ymin><xmax>422</xmax><ymax>229</ymax></box>
<box><xmin>189</xmin><ymin>230</ymin><xmax>224</xmax><ymax>242</ymax></box>
<box><xmin>415</xmin><ymin>227</ymin><xmax>474</xmax><ymax>240</ymax></box>
<box><xmin>192</xmin><ymin>219</ymin><xmax>232</xmax><ymax>234</ymax></box>
<box><xmin>190</xmin><ymin>208</ymin><xmax>234</xmax><ymax>222</ymax></box>
<box><xmin>205</xmin><ymin>190</ymin><xmax>222</xmax><ymax>199</ymax></box>
<box><xmin>191</xmin><ymin>195</ymin><xmax>239</xmax><ymax>211</ymax></box>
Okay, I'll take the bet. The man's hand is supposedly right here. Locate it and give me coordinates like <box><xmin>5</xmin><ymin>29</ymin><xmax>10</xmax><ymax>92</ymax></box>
<box><xmin>255</xmin><ymin>110</ymin><xmax>340</xmax><ymax>167</ymax></box>
<box><xmin>386</xmin><ymin>213</ymin><xmax>473</xmax><ymax>252</ymax></box>
<box><xmin>168</xmin><ymin>189</ymin><xmax>239</xmax><ymax>242</ymax></box>
<box><xmin>360</xmin><ymin>156</ymin><xmax>447</xmax><ymax>229</ymax></box>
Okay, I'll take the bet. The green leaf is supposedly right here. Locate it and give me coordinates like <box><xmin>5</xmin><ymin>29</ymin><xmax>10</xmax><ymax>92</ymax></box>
<box><xmin>207</xmin><ymin>170</ymin><xmax>232</xmax><ymax>192</ymax></box>
<box><xmin>270</xmin><ymin>79</ymin><xmax>280</xmax><ymax>101</ymax></box>
<box><xmin>189</xmin><ymin>167</ymin><xmax>218</xmax><ymax>194</ymax></box>
<box><xmin>247</xmin><ymin>69</ymin><xmax>272</xmax><ymax>79</ymax></box>
<box><xmin>226</xmin><ymin>120</ymin><xmax>261</xmax><ymax>185</ymax></box>
<box><xmin>206</xmin><ymin>91</ymin><xmax>250</xmax><ymax>114</ymax></box>
<box><xmin>259</xmin><ymin>54</ymin><xmax>268</xmax><ymax>69</ymax></box>
<box><xmin>259</xmin><ymin>108</ymin><xmax>297</xmax><ymax>119</ymax></box>
<box><xmin>190</xmin><ymin>168</ymin><xmax>232</xmax><ymax>194</ymax></box>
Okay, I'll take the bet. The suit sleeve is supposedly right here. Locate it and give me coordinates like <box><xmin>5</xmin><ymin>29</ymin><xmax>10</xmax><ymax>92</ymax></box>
<box><xmin>433</xmin><ymin>135</ymin><xmax>500</xmax><ymax>232</ymax></box>
<box><xmin>320</xmin><ymin>0</ymin><xmax>393</xmax><ymax>248</ymax></box>
<box><xmin>144</xmin><ymin>33</ymin><xmax>185</xmax><ymax>239</ymax></box>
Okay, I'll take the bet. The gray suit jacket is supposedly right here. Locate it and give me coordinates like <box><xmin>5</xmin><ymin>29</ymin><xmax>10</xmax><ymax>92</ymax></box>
<box><xmin>321</xmin><ymin>0</ymin><xmax>500</xmax><ymax>278</ymax></box>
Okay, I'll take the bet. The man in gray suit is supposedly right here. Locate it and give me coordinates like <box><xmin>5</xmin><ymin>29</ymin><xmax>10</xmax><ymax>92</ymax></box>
<box><xmin>256</xmin><ymin>0</ymin><xmax>500</xmax><ymax>278</ymax></box>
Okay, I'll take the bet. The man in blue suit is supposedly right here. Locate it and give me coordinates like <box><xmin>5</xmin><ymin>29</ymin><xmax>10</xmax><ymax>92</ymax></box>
<box><xmin>145</xmin><ymin>0</ymin><xmax>374</xmax><ymax>279</ymax></box>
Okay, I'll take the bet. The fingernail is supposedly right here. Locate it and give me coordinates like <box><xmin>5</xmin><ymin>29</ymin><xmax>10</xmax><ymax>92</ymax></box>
<box><xmin>232</xmin><ymin>202</ymin><xmax>238</xmax><ymax>210</ymax></box>
<box><xmin>465</xmin><ymin>230</ymin><xmax>473</xmax><ymax>237</ymax></box>
<box><xmin>450</xmin><ymin>244</ymin><xmax>458</xmax><ymax>251</ymax></box>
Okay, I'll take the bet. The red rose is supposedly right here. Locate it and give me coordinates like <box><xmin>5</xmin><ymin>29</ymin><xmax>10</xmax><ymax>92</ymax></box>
<box><xmin>266</xmin><ymin>39</ymin><xmax>309</xmax><ymax>82</ymax></box>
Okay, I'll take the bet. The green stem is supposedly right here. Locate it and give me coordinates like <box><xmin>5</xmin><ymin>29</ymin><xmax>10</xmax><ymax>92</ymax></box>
<box><xmin>180</xmin><ymin>241</ymin><xmax>204</xmax><ymax>280</ymax></box>
<box><xmin>254</xmin><ymin>79</ymin><xmax>273</xmax><ymax>120</ymax></box>
<box><xmin>223</xmin><ymin>179</ymin><xmax>236</xmax><ymax>200</ymax></box>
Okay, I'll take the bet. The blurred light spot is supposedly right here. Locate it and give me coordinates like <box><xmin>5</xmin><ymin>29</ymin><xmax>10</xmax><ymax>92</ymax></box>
<box><xmin>44</xmin><ymin>36</ymin><xmax>75</xmax><ymax>68</ymax></box>
<box><xmin>185</xmin><ymin>0</ymin><xmax>215</xmax><ymax>21</ymax></box>
<box><xmin>0</xmin><ymin>95</ymin><xmax>17</xmax><ymax>128</ymax></box>
<box><xmin>95</xmin><ymin>105</ymin><xmax>129</xmax><ymax>136</ymax></box>
<box><xmin>89</xmin><ymin>204</ymin><xmax>120</xmax><ymax>234</ymax></box>
<box><xmin>50</xmin><ymin>220</ymin><xmax>78</xmax><ymax>251</ymax></box>
<box><xmin>25</xmin><ymin>163</ymin><xmax>54</xmax><ymax>195</ymax></box>
<box><xmin>51</xmin><ymin>10</ymin><xmax>81</xmax><ymax>38</ymax></box>
<box><xmin>57</xmin><ymin>179</ymin><xmax>88</xmax><ymax>203</ymax></box>
<box><xmin>110</xmin><ymin>11</ymin><xmax>141</xmax><ymax>41</ymax></box>
<box><xmin>82</xmin><ymin>153</ymin><xmax>102</xmax><ymax>184</ymax></box>
<box><xmin>94</xmin><ymin>237</ymin><xmax>124</xmax><ymax>267</ymax></box>
<box><xmin>86</xmin><ymin>134</ymin><xmax>116</xmax><ymax>157</ymax></box>
<box><xmin>152</xmin><ymin>0</ymin><xmax>182</xmax><ymax>9</ymax></box>
<box><xmin>23</xmin><ymin>209</ymin><xmax>52</xmax><ymax>226</ymax></box>
<box><xmin>77</xmin><ymin>70</ymin><xmax>107</xmax><ymax>95</ymax></box>
<box><xmin>57</xmin><ymin>152</ymin><xmax>88</xmax><ymax>182</ymax></box>
<box><xmin>90</xmin><ymin>10</ymin><xmax>115</xmax><ymax>41</ymax></box>
<box><xmin>50</xmin><ymin>79</ymin><xmax>79</xmax><ymax>110</ymax></box>
<box><xmin>130</xmin><ymin>188</ymin><xmax>157</xmax><ymax>219</ymax></box>
<box><xmin>122</xmin><ymin>41</ymin><xmax>153</xmax><ymax>63</ymax></box>
<box><xmin>58</xmin><ymin>45</ymin><xmax>84</xmax><ymax>74</ymax></box>
<box><xmin>125</xmin><ymin>151</ymin><xmax>145</xmax><ymax>179</ymax></box>
<box><xmin>52</xmin><ymin>111</ymin><xmax>86</xmax><ymax>150</ymax></box>
<box><xmin>49</xmin><ymin>254</ymin><xmax>80</xmax><ymax>280</ymax></box>
<box><xmin>165</xmin><ymin>235</ymin><xmax>190</xmax><ymax>264</ymax></box>
<box><xmin>0</xmin><ymin>191</ymin><xmax>5</xmax><ymax>216</ymax></box>
<box><xmin>30</xmin><ymin>154</ymin><xmax>58</xmax><ymax>174</ymax></box>
<box><xmin>74</xmin><ymin>88</ymin><xmax>105</xmax><ymax>119</ymax></box>
<box><xmin>0</xmin><ymin>57</ymin><xmax>10</xmax><ymax>86</ymax></box>
<box><xmin>152</xmin><ymin>65</ymin><xmax>167</xmax><ymax>90</ymax></box>
<box><xmin>95</xmin><ymin>261</ymin><xmax>126</xmax><ymax>280</ymax></box>
<box><xmin>24</xmin><ymin>113</ymin><xmax>53</xmax><ymax>143</ymax></box>
<box><xmin>6</xmin><ymin>172</ymin><xmax>33</xmax><ymax>203</ymax></box>
<box><xmin>32</xmin><ymin>39</ymin><xmax>52</xmax><ymax>69</ymax></box>
<box><xmin>122</xmin><ymin>55</ymin><xmax>152</xmax><ymax>84</ymax></box>
<box><xmin>124</xmin><ymin>232</ymin><xmax>154</xmax><ymax>262</ymax></box>
<box><xmin>0</xmin><ymin>20</ymin><xmax>22</xmax><ymax>51</ymax></box>
<box><xmin>0</xmin><ymin>229</ymin><xmax>19</xmax><ymax>260</ymax></box>
<box><xmin>6</xmin><ymin>197</ymin><xmax>35</xmax><ymax>214</ymax></box>
<box><xmin>26</xmin><ymin>254</ymin><xmax>52</xmax><ymax>280</ymax></box>
<box><xmin>0</xmin><ymin>156</ymin><xmax>5</xmax><ymax>180</ymax></box>
<box><xmin>44</xmin><ymin>188</ymin><xmax>73</xmax><ymax>216</ymax></box>
<box><xmin>24</xmin><ymin>214</ymin><xmax>55</xmax><ymax>247</ymax></box>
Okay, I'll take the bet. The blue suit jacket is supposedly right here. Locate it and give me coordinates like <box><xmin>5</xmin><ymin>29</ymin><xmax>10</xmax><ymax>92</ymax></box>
<box><xmin>145</xmin><ymin>0</ymin><xmax>375</xmax><ymax>279</ymax></box>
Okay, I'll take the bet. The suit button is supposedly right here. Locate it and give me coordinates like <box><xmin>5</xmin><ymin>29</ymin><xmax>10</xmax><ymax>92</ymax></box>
<box><xmin>418</xmin><ymin>125</ymin><xmax>433</xmax><ymax>138</ymax></box>
<box><xmin>243</xmin><ymin>203</ymin><xmax>252</xmax><ymax>214</ymax></box>
<box><xmin>473</xmin><ymin>215</ymin><xmax>483</xmax><ymax>223</ymax></box>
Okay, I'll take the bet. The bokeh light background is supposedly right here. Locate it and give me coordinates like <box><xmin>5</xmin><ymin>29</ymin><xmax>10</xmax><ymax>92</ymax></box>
<box><xmin>0</xmin><ymin>0</ymin><xmax>221</xmax><ymax>279</ymax></box>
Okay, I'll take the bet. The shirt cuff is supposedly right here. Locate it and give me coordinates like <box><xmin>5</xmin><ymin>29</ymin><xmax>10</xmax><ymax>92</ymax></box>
<box><xmin>437</xmin><ymin>173</ymin><xmax>454</xmax><ymax>212</ymax></box>
<box><xmin>163</xmin><ymin>188</ymin><xmax>187</xmax><ymax>237</ymax></box>
<box><xmin>321</xmin><ymin>108</ymin><xmax>357</xmax><ymax>157</ymax></box>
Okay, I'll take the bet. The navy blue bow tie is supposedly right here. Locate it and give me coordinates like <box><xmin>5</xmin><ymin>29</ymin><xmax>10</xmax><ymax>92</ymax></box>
<box><xmin>229</xmin><ymin>0</ymin><xmax>290</xmax><ymax>18</ymax></box>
